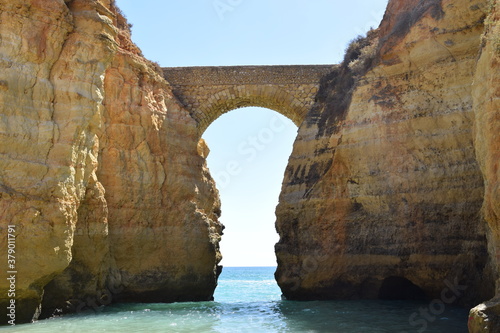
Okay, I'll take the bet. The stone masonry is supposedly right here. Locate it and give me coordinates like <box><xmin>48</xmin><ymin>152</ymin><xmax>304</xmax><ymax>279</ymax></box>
<box><xmin>163</xmin><ymin>65</ymin><xmax>334</xmax><ymax>135</ymax></box>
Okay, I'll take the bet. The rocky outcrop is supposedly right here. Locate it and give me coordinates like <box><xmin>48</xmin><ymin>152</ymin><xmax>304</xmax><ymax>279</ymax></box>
<box><xmin>275</xmin><ymin>0</ymin><xmax>495</xmax><ymax>307</ymax></box>
<box><xmin>468</xmin><ymin>1</ymin><xmax>500</xmax><ymax>331</ymax></box>
<box><xmin>97</xmin><ymin>23</ymin><xmax>222</xmax><ymax>305</ymax></box>
<box><xmin>0</xmin><ymin>0</ymin><xmax>222</xmax><ymax>324</ymax></box>
<box><xmin>1</xmin><ymin>0</ymin><xmax>499</xmax><ymax>330</ymax></box>
<box><xmin>0</xmin><ymin>0</ymin><xmax>116</xmax><ymax>322</ymax></box>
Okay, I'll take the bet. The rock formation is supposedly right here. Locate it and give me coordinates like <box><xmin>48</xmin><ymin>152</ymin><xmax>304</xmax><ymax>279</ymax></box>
<box><xmin>272</xmin><ymin>0</ymin><xmax>500</xmax><ymax>331</ymax></box>
<box><xmin>469</xmin><ymin>1</ymin><xmax>500</xmax><ymax>331</ymax></box>
<box><xmin>275</xmin><ymin>0</ymin><xmax>495</xmax><ymax>310</ymax></box>
<box><xmin>0</xmin><ymin>0</ymin><xmax>499</xmax><ymax>331</ymax></box>
<box><xmin>0</xmin><ymin>0</ymin><xmax>222</xmax><ymax>324</ymax></box>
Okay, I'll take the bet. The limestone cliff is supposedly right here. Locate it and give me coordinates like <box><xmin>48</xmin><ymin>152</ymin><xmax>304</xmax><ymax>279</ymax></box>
<box><xmin>469</xmin><ymin>1</ymin><xmax>500</xmax><ymax>331</ymax></box>
<box><xmin>275</xmin><ymin>0</ymin><xmax>495</xmax><ymax>307</ymax></box>
<box><xmin>0</xmin><ymin>0</ymin><xmax>115</xmax><ymax>322</ymax></box>
<box><xmin>96</xmin><ymin>19</ymin><xmax>222</xmax><ymax>305</ymax></box>
<box><xmin>0</xmin><ymin>0</ymin><xmax>222</xmax><ymax>324</ymax></box>
<box><xmin>1</xmin><ymin>0</ymin><xmax>500</xmax><ymax>330</ymax></box>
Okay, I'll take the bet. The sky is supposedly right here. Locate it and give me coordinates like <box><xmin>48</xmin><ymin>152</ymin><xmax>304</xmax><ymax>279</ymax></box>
<box><xmin>116</xmin><ymin>0</ymin><xmax>389</xmax><ymax>267</ymax></box>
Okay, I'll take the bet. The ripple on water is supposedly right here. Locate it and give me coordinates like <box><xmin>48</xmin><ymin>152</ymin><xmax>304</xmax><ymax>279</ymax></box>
<box><xmin>0</xmin><ymin>267</ymin><xmax>469</xmax><ymax>333</ymax></box>
<box><xmin>0</xmin><ymin>299</ymin><xmax>469</xmax><ymax>333</ymax></box>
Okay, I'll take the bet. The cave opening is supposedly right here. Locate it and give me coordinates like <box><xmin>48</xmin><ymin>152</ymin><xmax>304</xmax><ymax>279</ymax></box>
<box><xmin>378</xmin><ymin>276</ymin><xmax>427</xmax><ymax>301</ymax></box>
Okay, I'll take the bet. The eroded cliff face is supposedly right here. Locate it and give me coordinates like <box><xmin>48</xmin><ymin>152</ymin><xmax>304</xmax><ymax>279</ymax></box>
<box><xmin>276</xmin><ymin>0</ymin><xmax>495</xmax><ymax>308</ymax></box>
<box><xmin>469</xmin><ymin>1</ymin><xmax>500</xmax><ymax>331</ymax></box>
<box><xmin>1</xmin><ymin>0</ymin><xmax>499</xmax><ymax>329</ymax></box>
<box><xmin>0</xmin><ymin>0</ymin><xmax>116</xmax><ymax>322</ymax></box>
<box><xmin>97</xmin><ymin>26</ymin><xmax>222</xmax><ymax>305</ymax></box>
<box><xmin>0</xmin><ymin>0</ymin><xmax>222</xmax><ymax>324</ymax></box>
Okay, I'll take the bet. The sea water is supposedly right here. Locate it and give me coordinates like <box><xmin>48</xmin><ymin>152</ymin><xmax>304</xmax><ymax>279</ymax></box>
<box><xmin>2</xmin><ymin>267</ymin><xmax>469</xmax><ymax>332</ymax></box>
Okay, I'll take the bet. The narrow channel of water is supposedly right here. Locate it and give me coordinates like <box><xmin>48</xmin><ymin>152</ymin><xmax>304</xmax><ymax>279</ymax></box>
<box><xmin>2</xmin><ymin>267</ymin><xmax>468</xmax><ymax>333</ymax></box>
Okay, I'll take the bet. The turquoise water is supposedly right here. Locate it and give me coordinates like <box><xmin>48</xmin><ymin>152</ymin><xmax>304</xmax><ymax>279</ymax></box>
<box><xmin>3</xmin><ymin>267</ymin><xmax>469</xmax><ymax>332</ymax></box>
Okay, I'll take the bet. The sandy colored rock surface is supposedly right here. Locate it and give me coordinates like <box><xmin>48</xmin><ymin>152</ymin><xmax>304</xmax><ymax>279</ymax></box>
<box><xmin>275</xmin><ymin>0</ymin><xmax>495</xmax><ymax>307</ymax></box>
<box><xmin>98</xmin><ymin>36</ymin><xmax>222</xmax><ymax>304</ymax></box>
<box><xmin>1</xmin><ymin>0</ymin><xmax>500</xmax><ymax>331</ymax></box>
<box><xmin>0</xmin><ymin>0</ymin><xmax>222</xmax><ymax>324</ymax></box>
<box><xmin>469</xmin><ymin>0</ymin><xmax>500</xmax><ymax>331</ymax></box>
<box><xmin>0</xmin><ymin>0</ymin><xmax>116</xmax><ymax>322</ymax></box>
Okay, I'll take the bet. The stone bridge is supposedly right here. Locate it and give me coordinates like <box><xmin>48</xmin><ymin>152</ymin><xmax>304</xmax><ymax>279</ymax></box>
<box><xmin>162</xmin><ymin>65</ymin><xmax>334</xmax><ymax>135</ymax></box>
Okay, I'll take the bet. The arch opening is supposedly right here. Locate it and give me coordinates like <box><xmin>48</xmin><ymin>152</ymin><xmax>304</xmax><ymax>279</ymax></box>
<box><xmin>196</xmin><ymin>86</ymin><xmax>312</xmax><ymax>135</ymax></box>
<box><xmin>202</xmin><ymin>107</ymin><xmax>298</xmax><ymax>269</ymax></box>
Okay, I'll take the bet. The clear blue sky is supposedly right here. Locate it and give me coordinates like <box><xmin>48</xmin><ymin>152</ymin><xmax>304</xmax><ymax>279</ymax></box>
<box><xmin>116</xmin><ymin>0</ymin><xmax>388</xmax><ymax>266</ymax></box>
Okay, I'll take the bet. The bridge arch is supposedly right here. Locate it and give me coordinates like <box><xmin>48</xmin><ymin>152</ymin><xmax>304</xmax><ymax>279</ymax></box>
<box><xmin>197</xmin><ymin>85</ymin><xmax>308</xmax><ymax>132</ymax></box>
<box><xmin>163</xmin><ymin>65</ymin><xmax>333</xmax><ymax>136</ymax></box>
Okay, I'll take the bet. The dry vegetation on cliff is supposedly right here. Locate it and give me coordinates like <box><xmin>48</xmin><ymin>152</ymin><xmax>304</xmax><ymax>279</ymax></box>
<box><xmin>312</xmin><ymin>29</ymin><xmax>379</xmax><ymax>138</ymax></box>
<box><xmin>108</xmin><ymin>0</ymin><xmax>163</xmax><ymax>75</ymax></box>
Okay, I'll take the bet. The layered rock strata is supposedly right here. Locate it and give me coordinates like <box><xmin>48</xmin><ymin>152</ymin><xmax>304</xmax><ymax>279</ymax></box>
<box><xmin>0</xmin><ymin>0</ymin><xmax>222</xmax><ymax>324</ymax></box>
<box><xmin>1</xmin><ymin>0</ymin><xmax>500</xmax><ymax>331</ymax></box>
<box><xmin>469</xmin><ymin>0</ymin><xmax>500</xmax><ymax>331</ymax></box>
<box><xmin>275</xmin><ymin>0</ymin><xmax>496</xmax><ymax>308</ymax></box>
<box><xmin>97</xmin><ymin>29</ymin><xmax>222</xmax><ymax>305</ymax></box>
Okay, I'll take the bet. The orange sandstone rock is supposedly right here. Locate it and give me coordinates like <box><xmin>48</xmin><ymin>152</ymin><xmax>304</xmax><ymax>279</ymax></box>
<box><xmin>276</xmin><ymin>0</ymin><xmax>495</xmax><ymax>307</ymax></box>
<box><xmin>469</xmin><ymin>0</ymin><xmax>500</xmax><ymax>331</ymax></box>
<box><xmin>1</xmin><ymin>0</ymin><xmax>499</xmax><ymax>330</ymax></box>
<box><xmin>0</xmin><ymin>0</ymin><xmax>116</xmax><ymax>322</ymax></box>
<box><xmin>0</xmin><ymin>0</ymin><xmax>222</xmax><ymax>323</ymax></box>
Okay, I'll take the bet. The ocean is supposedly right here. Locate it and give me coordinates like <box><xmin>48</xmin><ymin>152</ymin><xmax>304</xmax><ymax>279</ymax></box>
<box><xmin>3</xmin><ymin>267</ymin><xmax>469</xmax><ymax>332</ymax></box>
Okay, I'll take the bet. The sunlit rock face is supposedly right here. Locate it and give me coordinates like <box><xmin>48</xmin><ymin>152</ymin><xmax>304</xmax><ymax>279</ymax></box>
<box><xmin>0</xmin><ymin>0</ymin><xmax>222</xmax><ymax>324</ymax></box>
<box><xmin>97</xmin><ymin>38</ymin><xmax>223</xmax><ymax>306</ymax></box>
<box><xmin>468</xmin><ymin>1</ymin><xmax>500</xmax><ymax>332</ymax></box>
<box><xmin>275</xmin><ymin>0</ymin><xmax>496</xmax><ymax>309</ymax></box>
<box><xmin>1</xmin><ymin>0</ymin><xmax>500</xmax><ymax>329</ymax></box>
